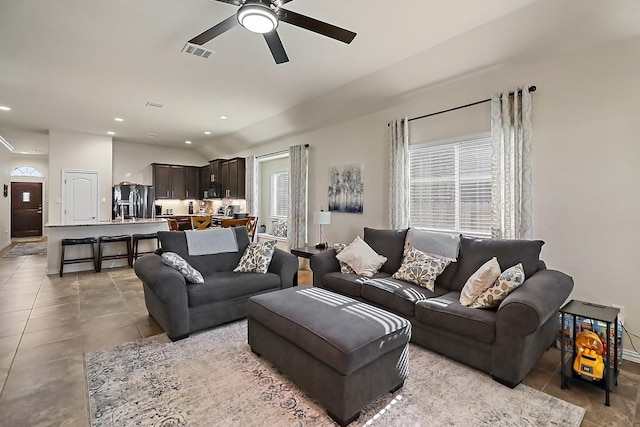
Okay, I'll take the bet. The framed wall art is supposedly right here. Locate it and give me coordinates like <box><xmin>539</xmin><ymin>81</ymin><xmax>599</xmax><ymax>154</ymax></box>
<box><xmin>328</xmin><ymin>164</ymin><xmax>363</xmax><ymax>213</ymax></box>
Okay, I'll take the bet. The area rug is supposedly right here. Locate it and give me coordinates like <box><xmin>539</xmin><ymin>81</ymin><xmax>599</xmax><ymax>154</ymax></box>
<box><xmin>3</xmin><ymin>242</ymin><xmax>47</xmax><ymax>257</ymax></box>
<box><xmin>86</xmin><ymin>321</ymin><xmax>585</xmax><ymax>427</ymax></box>
<box><xmin>12</xmin><ymin>236</ymin><xmax>44</xmax><ymax>243</ymax></box>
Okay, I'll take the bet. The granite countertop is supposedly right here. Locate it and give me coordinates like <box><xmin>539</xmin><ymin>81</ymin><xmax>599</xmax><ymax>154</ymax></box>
<box><xmin>45</xmin><ymin>219</ymin><xmax>168</xmax><ymax>227</ymax></box>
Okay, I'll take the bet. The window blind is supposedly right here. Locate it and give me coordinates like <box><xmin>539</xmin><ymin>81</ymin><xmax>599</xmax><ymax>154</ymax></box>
<box><xmin>271</xmin><ymin>171</ymin><xmax>290</xmax><ymax>217</ymax></box>
<box><xmin>409</xmin><ymin>134</ymin><xmax>492</xmax><ymax>237</ymax></box>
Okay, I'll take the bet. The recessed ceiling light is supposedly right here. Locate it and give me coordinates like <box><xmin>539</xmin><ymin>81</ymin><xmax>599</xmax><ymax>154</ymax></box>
<box><xmin>115</xmin><ymin>117</ymin><xmax>124</xmax><ymax>122</ymax></box>
<box><xmin>204</xmin><ymin>131</ymin><xmax>211</xmax><ymax>135</ymax></box>
<box><xmin>219</xmin><ymin>115</ymin><xmax>228</xmax><ymax>120</ymax></box>
<box><xmin>0</xmin><ymin>106</ymin><xmax>11</xmax><ymax>111</ymax></box>
<box><xmin>107</xmin><ymin>131</ymin><xmax>115</xmax><ymax>135</ymax></box>
<box><xmin>185</xmin><ymin>140</ymin><xmax>192</xmax><ymax>144</ymax></box>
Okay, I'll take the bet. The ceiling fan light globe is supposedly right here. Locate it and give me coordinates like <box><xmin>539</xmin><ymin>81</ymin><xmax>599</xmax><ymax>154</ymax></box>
<box><xmin>237</xmin><ymin>4</ymin><xmax>278</xmax><ymax>34</ymax></box>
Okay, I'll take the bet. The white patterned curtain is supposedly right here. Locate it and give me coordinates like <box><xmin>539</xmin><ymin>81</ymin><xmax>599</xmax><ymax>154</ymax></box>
<box><xmin>244</xmin><ymin>155</ymin><xmax>257</xmax><ymax>216</ymax></box>
<box><xmin>288</xmin><ymin>144</ymin><xmax>308</xmax><ymax>249</ymax></box>
<box><xmin>389</xmin><ymin>117</ymin><xmax>410</xmax><ymax>229</ymax></box>
<box><xmin>490</xmin><ymin>86</ymin><xmax>533</xmax><ymax>239</ymax></box>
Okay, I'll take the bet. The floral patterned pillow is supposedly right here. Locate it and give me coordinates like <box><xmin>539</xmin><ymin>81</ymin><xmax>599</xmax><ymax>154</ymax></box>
<box><xmin>333</xmin><ymin>243</ymin><xmax>356</xmax><ymax>274</ymax></box>
<box><xmin>470</xmin><ymin>263</ymin><xmax>525</xmax><ymax>309</ymax></box>
<box><xmin>272</xmin><ymin>219</ymin><xmax>287</xmax><ymax>238</ymax></box>
<box><xmin>392</xmin><ymin>246</ymin><xmax>452</xmax><ymax>292</ymax></box>
<box><xmin>233</xmin><ymin>240</ymin><xmax>277</xmax><ymax>274</ymax></box>
<box><xmin>161</xmin><ymin>252</ymin><xmax>204</xmax><ymax>284</ymax></box>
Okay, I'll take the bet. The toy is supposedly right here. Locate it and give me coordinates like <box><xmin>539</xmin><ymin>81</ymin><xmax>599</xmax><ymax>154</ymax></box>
<box><xmin>573</xmin><ymin>331</ymin><xmax>605</xmax><ymax>381</ymax></box>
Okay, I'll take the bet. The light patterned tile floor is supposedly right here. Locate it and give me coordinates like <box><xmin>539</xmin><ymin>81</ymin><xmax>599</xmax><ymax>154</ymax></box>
<box><xmin>0</xmin><ymin>243</ymin><xmax>637</xmax><ymax>426</ymax></box>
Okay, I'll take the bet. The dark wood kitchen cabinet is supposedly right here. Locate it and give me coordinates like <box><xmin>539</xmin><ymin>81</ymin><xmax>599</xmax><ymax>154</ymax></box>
<box><xmin>184</xmin><ymin>166</ymin><xmax>200</xmax><ymax>200</ymax></box>
<box><xmin>152</xmin><ymin>163</ymin><xmax>186</xmax><ymax>199</ymax></box>
<box><xmin>221</xmin><ymin>157</ymin><xmax>245</xmax><ymax>199</ymax></box>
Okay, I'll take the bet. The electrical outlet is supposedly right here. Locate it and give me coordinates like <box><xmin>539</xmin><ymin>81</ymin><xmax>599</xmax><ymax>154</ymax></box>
<box><xmin>612</xmin><ymin>304</ymin><xmax>624</xmax><ymax>325</ymax></box>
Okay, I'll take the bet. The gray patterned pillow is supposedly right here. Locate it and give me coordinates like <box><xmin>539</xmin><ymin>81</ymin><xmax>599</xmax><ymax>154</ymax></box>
<box><xmin>272</xmin><ymin>219</ymin><xmax>287</xmax><ymax>238</ymax></box>
<box><xmin>334</xmin><ymin>243</ymin><xmax>356</xmax><ymax>274</ymax></box>
<box><xmin>470</xmin><ymin>263</ymin><xmax>525</xmax><ymax>309</ymax></box>
<box><xmin>234</xmin><ymin>240</ymin><xmax>277</xmax><ymax>274</ymax></box>
<box><xmin>392</xmin><ymin>246</ymin><xmax>452</xmax><ymax>292</ymax></box>
<box><xmin>161</xmin><ymin>252</ymin><xmax>204</xmax><ymax>284</ymax></box>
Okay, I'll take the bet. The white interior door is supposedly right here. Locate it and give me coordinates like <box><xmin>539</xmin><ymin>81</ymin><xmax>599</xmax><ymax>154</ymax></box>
<box><xmin>63</xmin><ymin>170</ymin><xmax>99</xmax><ymax>224</ymax></box>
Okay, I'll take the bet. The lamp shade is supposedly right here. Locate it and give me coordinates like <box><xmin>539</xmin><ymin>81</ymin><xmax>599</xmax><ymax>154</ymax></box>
<box><xmin>313</xmin><ymin>211</ymin><xmax>331</xmax><ymax>225</ymax></box>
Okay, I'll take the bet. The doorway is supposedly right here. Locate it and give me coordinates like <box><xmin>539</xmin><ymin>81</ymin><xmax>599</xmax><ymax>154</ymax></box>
<box><xmin>11</xmin><ymin>182</ymin><xmax>43</xmax><ymax>238</ymax></box>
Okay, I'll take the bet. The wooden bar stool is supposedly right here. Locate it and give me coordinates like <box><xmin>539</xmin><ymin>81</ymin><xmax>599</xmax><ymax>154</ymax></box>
<box><xmin>96</xmin><ymin>235</ymin><xmax>132</xmax><ymax>272</ymax></box>
<box><xmin>59</xmin><ymin>237</ymin><xmax>98</xmax><ymax>277</ymax></box>
<box><xmin>132</xmin><ymin>232</ymin><xmax>159</xmax><ymax>264</ymax></box>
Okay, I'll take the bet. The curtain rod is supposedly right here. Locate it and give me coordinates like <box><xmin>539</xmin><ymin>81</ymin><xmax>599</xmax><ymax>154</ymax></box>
<box><xmin>256</xmin><ymin>144</ymin><xmax>309</xmax><ymax>160</ymax></box>
<box><xmin>389</xmin><ymin>86</ymin><xmax>537</xmax><ymax>126</ymax></box>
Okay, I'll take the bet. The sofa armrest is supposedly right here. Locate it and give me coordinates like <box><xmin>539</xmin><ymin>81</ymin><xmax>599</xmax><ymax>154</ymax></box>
<box><xmin>133</xmin><ymin>254</ymin><xmax>188</xmax><ymax>302</ymax></box>
<box><xmin>309</xmin><ymin>249</ymin><xmax>340</xmax><ymax>287</ymax></box>
<box><xmin>268</xmin><ymin>249</ymin><xmax>299</xmax><ymax>288</ymax></box>
<box><xmin>496</xmin><ymin>268</ymin><xmax>574</xmax><ymax>336</ymax></box>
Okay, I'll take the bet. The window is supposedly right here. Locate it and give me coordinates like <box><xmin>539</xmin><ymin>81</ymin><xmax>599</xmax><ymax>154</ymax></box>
<box><xmin>271</xmin><ymin>171</ymin><xmax>289</xmax><ymax>218</ymax></box>
<box><xmin>11</xmin><ymin>166</ymin><xmax>43</xmax><ymax>177</ymax></box>
<box><xmin>409</xmin><ymin>133</ymin><xmax>491</xmax><ymax>237</ymax></box>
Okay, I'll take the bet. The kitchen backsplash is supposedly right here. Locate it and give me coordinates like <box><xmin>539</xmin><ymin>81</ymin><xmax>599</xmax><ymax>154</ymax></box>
<box><xmin>155</xmin><ymin>199</ymin><xmax>247</xmax><ymax>216</ymax></box>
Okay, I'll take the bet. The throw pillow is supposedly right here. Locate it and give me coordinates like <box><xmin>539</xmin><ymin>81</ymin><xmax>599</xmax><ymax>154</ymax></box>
<box><xmin>233</xmin><ymin>240</ymin><xmax>277</xmax><ymax>274</ymax></box>
<box><xmin>335</xmin><ymin>236</ymin><xmax>387</xmax><ymax>278</ymax></box>
<box><xmin>161</xmin><ymin>252</ymin><xmax>204</xmax><ymax>284</ymax></box>
<box><xmin>459</xmin><ymin>257</ymin><xmax>501</xmax><ymax>306</ymax></box>
<box><xmin>272</xmin><ymin>219</ymin><xmax>287</xmax><ymax>238</ymax></box>
<box><xmin>392</xmin><ymin>246</ymin><xmax>452</xmax><ymax>292</ymax></box>
<box><xmin>333</xmin><ymin>243</ymin><xmax>357</xmax><ymax>274</ymax></box>
<box><xmin>470</xmin><ymin>263</ymin><xmax>525</xmax><ymax>309</ymax></box>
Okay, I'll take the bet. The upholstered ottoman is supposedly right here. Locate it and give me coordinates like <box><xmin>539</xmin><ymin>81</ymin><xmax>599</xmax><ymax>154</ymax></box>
<box><xmin>247</xmin><ymin>287</ymin><xmax>411</xmax><ymax>426</ymax></box>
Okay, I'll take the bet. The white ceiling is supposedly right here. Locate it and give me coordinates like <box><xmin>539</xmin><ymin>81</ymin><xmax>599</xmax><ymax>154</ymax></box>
<box><xmin>1</xmin><ymin>0</ymin><xmax>639</xmax><ymax>158</ymax></box>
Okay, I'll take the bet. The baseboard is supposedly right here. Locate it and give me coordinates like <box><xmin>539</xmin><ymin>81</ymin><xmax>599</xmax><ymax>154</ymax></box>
<box><xmin>622</xmin><ymin>349</ymin><xmax>640</xmax><ymax>364</ymax></box>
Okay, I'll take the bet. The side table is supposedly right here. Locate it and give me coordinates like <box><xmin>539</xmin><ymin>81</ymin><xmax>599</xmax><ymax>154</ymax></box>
<box><xmin>559</xmin><ymin>299</ymin><xmax>620</xmax><ymax>406</ymax></box>
<box><xmin>290</xmin><ymin>245</ymin><xmax>330</xmax><ymax>259</ymax></box>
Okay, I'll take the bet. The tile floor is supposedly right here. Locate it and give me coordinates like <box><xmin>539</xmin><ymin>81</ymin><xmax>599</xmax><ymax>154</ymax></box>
<box><xmin>0</xmin><ymin>244</ymin><xmax>638</xmax><ymax>426</ymax></box>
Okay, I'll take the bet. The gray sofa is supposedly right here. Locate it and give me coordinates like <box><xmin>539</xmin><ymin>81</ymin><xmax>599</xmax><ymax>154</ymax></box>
<box><xmin>310</xmin><ymin>227</ymin><xmax>574</xmax><ymax>387</ymax></box>
<box><xmin>134</xmin><ymin>227</ymin><xmax>299</xmax><ymax>341</ymax></box>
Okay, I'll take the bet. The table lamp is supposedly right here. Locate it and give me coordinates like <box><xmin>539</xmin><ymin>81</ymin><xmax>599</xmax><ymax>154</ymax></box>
<box><xmin>313</xmin><ymin>207</ymin><xmax>331</xmax><ymax>249</ymax></box>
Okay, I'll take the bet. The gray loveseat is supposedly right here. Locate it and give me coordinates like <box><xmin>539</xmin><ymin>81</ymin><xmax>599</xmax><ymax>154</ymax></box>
<box><xmin>134</xmin><ymin>227</ymin><xmax>298</xmax><ymax>340</ymax></box>
<box><xmin>310</xmin><ymin>227</ymin><xmax>574</xmax><ymax>387</ymax></box>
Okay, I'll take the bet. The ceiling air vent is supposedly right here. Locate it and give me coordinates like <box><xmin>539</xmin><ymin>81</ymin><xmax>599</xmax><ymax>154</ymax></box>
<box><xmin>182</xmin><ymin>42</ymin><xmax>214</xmax><ymax>59</ymax></box>
<box><xmin>145</xmin><ymin>102</ymin><xmax>164</xmax><ymax>108</ymax></box>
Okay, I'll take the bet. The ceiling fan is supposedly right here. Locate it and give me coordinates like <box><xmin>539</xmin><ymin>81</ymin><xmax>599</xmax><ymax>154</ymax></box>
<box><xmin>188</xmin><ymin>0</ymin><xmax>357</xmax><ymax>64</ymax></box>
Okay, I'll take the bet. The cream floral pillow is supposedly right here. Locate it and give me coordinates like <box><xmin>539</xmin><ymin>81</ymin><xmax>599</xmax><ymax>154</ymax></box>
<box><xmin>161</xmin><ymin>252</ymin><xmax>204</xmax><ymax>284</ymax></box>
<box><xmin>459</xmin><ymin>257</ymin><xmax>501</xmax><ymax>306</ymax></box>
<box><xmin>234</xmin><ymin>240</ymin><xmax>277</xmax><ymax>274</ymax></box>
<box><xmin>334</xmin><ymin>243</ymin><xmax>357</xmax><ymax>274</ymax></box>
<box><xmin>470</xmin><ymin>263</ymin><xmax>525</xmax><ymax>309</ymax></box>
<box><xmin>392</xmin><ymin>246</ymin><xmax>452</xmax><ymax>292</ymax></box>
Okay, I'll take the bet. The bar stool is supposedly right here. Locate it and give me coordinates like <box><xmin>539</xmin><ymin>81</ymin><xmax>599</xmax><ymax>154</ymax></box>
<box><xmin>132</xmin><ymin>232</ymin><xmax>159</xmax><ymax>264</ymax></box>
<box><xmin>96</xmin><ymin>235</ymin><xmax>132</xmax><ymax>272</ymax></box>
<box><xmin>59</xmin><ymin>237</ymin><xmax>98</xmax><ymax>277</ymax></box>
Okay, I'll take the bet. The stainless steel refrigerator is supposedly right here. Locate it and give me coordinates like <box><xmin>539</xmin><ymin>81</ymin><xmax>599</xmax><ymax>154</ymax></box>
<box><xmin>113</xmin><ymin>185</ymin><xmax>155</xmax><ymax>219</ymax></box>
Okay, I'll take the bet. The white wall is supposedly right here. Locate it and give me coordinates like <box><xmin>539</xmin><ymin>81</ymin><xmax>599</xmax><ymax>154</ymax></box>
<box><xmin>0</xmin><ymin>148</ymin><xmax>10</xmax><ymax>250</ymax></box>
<box><xmin>112</xmin><ymin>140</ymin><xmax>208</xmax><ymax>185</ymax></box>
<box><xmin>48</xmin><ymin>130</ymin><xmax>113</xmax><ymax>224</ymax></box>
<box><xmin>224</xmin><ymin>35</ymin><xmax>640</xmax><ymax>353</ymax></box>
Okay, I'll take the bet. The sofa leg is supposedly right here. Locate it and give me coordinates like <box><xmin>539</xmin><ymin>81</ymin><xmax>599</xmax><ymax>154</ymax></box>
<box><xmin>491</xmin><ymin>375</ymin><xmax>519</xmax><ymax>389</ymax></box>
<box><xmin>169</xmin><ymin>333</ymin><xmax>189</xmax><ymax>342</ymax></box>
<box><xmin>327</xmin><ymin>410</ymin><xmax>359</xmax><ymax>427</ymax></box>
<box><xmin>251</xmin><ymin>347</ymin><xmax>262</xmax><ymax>357</ymax></box>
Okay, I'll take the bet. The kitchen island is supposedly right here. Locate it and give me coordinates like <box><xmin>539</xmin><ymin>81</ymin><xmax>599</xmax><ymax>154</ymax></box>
<box><xmin>45</xmin><ymin>219</ymin><xmax>169</xmax><ymax>275</ymax></box>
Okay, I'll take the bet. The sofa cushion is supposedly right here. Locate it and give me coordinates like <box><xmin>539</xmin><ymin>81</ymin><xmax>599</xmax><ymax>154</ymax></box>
<box><xmin>158</xmin><ymin>228</ymin><xmax>251</xmax><ymax>275</ymax></box>
<box><xmin>335</xmin><ymin>236</ymin><xmax>387</xmax><ymax>278</ymax></box>
<box><xmin>470</xmin><ymin>263</ymin><xmax>525</xmax><ymax>309</ymax></box>
<box><xmin>321</xmin><ymin>272</ymin><xmax>364</xmax><ymax>297</ymax></box>
<box><xmin>363</xmin><ymin>227</ymin><xmax>408</xmax><ymax>275</ymax></box>
<box><xmin>449</xmin><ymin>236</ymin><xmax>544</xmax><ymax>292</ymax></box>
<box><xmin>187</xmin><ymin>271</ymin><xmax>281</xmax><ymax>306</ymax></box>
<box><xmin>459</xmin><ymin>257</ymin><xmax>501</xmax><ymax>306</ymax></box>
<box><xmin>161</xmin><ymin>252</ymin><xmax>204</xmax><ymax>284</ymax></box>
<box><xmin>415</xmin><ymin>292</ymin><xmax>497</xmax><ymax>343</ymax></box>
<box><xmin>392</xmin><ymin>246</ymin><xmax>452</xmax><ymax>292</ymax></box>
<box><xmin>233</xmin><ymin>240</ymin><xmax>277</xmax><ymax>274</ymax></box>
<box><xmin>405</xmin><ymin>228</ymin><xmax>461</xmax><ymax>260</ymax></box>
<box><xmin>360</xmin><ymin>275</ymin><xmax>448</xmax><ymax>317</ymax></box>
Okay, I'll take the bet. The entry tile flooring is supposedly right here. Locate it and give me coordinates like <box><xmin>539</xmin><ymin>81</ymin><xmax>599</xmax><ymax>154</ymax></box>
<box><xmin>0</xmin><ymin>245</ymin><xmax>638</xmax><ymax>426</ymax></box>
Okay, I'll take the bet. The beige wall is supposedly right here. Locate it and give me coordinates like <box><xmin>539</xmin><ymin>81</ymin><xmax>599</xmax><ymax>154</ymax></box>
<box><xmin>0</xmin><ymin>148</ymin><xmax>10</xmax><ymax>250</ymax></box>
<box><xmin>112</xmin><ymin>140</ymin><xmax>208</xmax><ymax>186</ymax></box>
<box><xmin>48</xmin><ymin>130</ymin><xmax>113</xmax><ymax>224</ymax></box>
<box><xmin>225</xmin><ymin>36</ymin><xmax>640</xmax><ymax>356</ymax></box>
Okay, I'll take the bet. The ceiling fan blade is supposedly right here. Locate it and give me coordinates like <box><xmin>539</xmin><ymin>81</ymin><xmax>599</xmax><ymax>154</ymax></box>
<box><xmin>189</xmin><ymin>15</ymin><xmax>238</xmax><ymax>45</ymax></box>
<box><xmin>213</xmin><ymin>0</ymin><xmax>243</xmax><ymax>5</ymax></box>
<box><xmin>264</xmin><ymin>31</ymin><xmax>289</xmax><ymax>64</ymax></box>
<box><xmin>277</xmin><ymin>8</ymin><xmax>356</xmax><ymax>44</ymax></box>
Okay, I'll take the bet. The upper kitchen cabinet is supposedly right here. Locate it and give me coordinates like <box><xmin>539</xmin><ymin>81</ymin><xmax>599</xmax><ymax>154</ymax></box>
<box><xmin>221</xmin><ymin>157</ymin><xmax>245</xmax><ymax>199</ymax></box>
<box><xmin>184</xmin><ymin>167</ymin><xmax>200</xmax><ymax>200</ymax></box>
<box><xmin>152</xmin><ymin>163</ymin><xmax>186</xmax><ymax>199</ymax></box>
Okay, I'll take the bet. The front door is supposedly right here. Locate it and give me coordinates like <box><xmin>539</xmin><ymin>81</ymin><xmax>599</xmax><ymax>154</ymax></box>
<box><xmin>11</xmin><ymin>182</ymin><xmax>43</xmax><ymax>237</ymax></box>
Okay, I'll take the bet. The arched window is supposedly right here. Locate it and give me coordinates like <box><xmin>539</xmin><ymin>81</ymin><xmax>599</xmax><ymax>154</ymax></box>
<box><xmin>11</xmin><ymin>166</ymin><xmax>43</xmax><ymax>177</ymax></box>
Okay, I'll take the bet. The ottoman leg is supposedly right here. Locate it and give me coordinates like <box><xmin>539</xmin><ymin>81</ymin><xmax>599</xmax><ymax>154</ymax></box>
<box><xmin>327</xmin><ymin>410</ymin><xmax>360</xmax><ymax>427</ymax></box>
<box><xmin>390</xmin><ymin>380</ymin><xmax>405</xmax><ymax>394</ymax></box>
